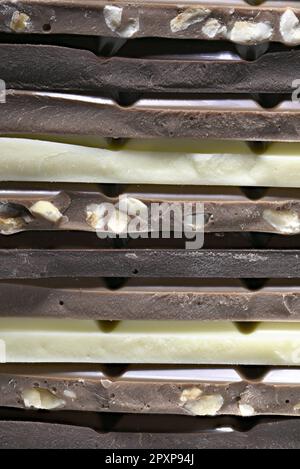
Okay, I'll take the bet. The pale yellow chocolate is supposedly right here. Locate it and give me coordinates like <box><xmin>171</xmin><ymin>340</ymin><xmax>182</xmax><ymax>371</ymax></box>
<box><xmin>0</xmin><ymin>138</ymin><xmax>300</xmax><ymax>187</ymax></box>
<box><xmin>1</xmin><ymin>319</ymin><xmax>300</xmax><ymax>365</ymax></box>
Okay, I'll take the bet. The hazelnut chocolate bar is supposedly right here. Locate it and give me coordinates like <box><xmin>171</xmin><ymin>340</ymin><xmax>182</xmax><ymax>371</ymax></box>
<box><xmin>3</xmin><ymin>364</ymin><xmax>300</xmax><ymax>417</ymax></box>
<box><xmin>3</xmin><ymin>185</ymin><xmax>300</xmax><ymax>236</ymax></box>
<box><xmin>1</xmin><ymin>1</ymin><xmax>300</xmax><ymax>46</ymax></box>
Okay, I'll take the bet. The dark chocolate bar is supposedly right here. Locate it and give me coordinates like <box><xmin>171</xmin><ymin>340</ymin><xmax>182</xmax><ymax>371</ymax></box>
<box><xmin>0</xmin><ymin>412</ymin><xmax>299</xmax><ymax>448</ymax></box>
<box><xmin>0</xmin><ymin>43</ymin><xmax>298</xmax><ymax>94</ymax></box>
<box><xmin>0</xmin><ymin>248</ymin><xmax>298</xmax><ymax>279</ymax></box>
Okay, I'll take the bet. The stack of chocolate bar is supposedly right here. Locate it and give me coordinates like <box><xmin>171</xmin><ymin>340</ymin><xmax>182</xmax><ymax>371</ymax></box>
<box><xmin>1</xmin><ymin>0</ymin><xmax>300</xmax><ymax>449</ymax></box>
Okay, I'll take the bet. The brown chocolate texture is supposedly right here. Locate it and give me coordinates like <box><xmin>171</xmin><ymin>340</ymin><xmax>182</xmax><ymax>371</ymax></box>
<box><xmin>1</xmin><ymin>364</ymin><xmax>300</xmax><ymax>417</ymax></box>
<box><xmin>0</xmin><ymin>248</ymin><xmax>298</xmax><ymax>279</ymax></box>
<box><xmin>2</xmin><ymin>185</ymin><xmax>300</xmax><ymax>235</ymax></box>
<box><xmin>1</xmin><ymin>278</ymin><xmax>300</xmax><ymax>321</ymax></box>
<box><xmin>0</xmin><ymin>90</ymin><xmax>299</xmax><ymax>141</ymax></box>
<box><xmin>0</xmin><ymin>413</ymin><xmax>300</xmax><ymax>448</ymax></box>
<box><xmin>1</xmin><ymin>0</ymin><xmax>300</xmax><ymax>451</ymax></box>
<box><xmin>0</xmin><ymin>1</ymin><xmax>299</xmax><ymax>45</ymax></box>
<box><xmin>0</xmin><ymin>42</ymin><xmax>298</xmax><ymax>94</ymax></box>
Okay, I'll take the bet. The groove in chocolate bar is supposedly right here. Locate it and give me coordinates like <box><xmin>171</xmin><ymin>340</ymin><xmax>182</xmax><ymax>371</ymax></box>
<box><xmin>0</xmin><ymin>33</ymin><xmax>294</xmax><ymax>58</ymax></box>
<box><xmin>3</xmin><ymin>230</ymin><xmax>300</xmax><ymax>250</ymax></box>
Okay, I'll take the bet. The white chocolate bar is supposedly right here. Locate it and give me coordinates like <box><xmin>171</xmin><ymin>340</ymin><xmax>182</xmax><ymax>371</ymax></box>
<box><xmin>2</xmin><ymin>319</ymin><xmax>300</xmax><ymax>365</ymax></box>
<box><xmin>0</xmin><ymin>138</ymin><xmax>300</xmax><ymax>186</ymax></box>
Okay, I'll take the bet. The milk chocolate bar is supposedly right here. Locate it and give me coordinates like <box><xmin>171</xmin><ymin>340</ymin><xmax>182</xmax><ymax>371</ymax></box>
<box><xmin>2</xmin><ymin>364</ymin><xmax>300</xmax><ymax>417</ymax></box>
<box><xmin>2</xmin><ymin>279</ymin><xmax>300</xmax><ymax>321</ymax></box>
<box><xmin>1</xmin><ymin>94</ymin><xmax>299</xmax><ymax>141</ymax></box>
<box><xmin>0</xmin><ymin>42</ymin><xmax>298</xmax><ymax>94</ymax></box>
<box><xmin>2</xmin><ymin>319</ymin><xmax>300</xmax><ymax>365</ymax></box>
<box><xmin>0</xmin><ymin>413</ymin><xmax>299</xmax><ymax>449</ymax></box>
<box><xmin>2</xmin><ymin>185</ymin><xmax>300</xmax><ymax>235</ymax></box>
<box><xmin>1</xmin><ymin>1</ymin><xmax>300</xmax><ymax>46</ymax></box>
